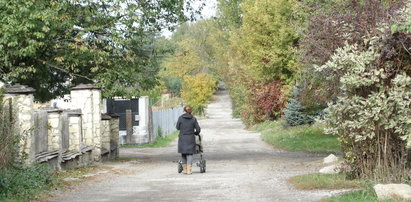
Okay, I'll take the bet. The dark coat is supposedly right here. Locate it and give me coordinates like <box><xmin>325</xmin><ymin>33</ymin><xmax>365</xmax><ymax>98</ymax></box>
<box><xmin>176</xmin><ymin>113</ymin><xmax>201</xmax><ymax>154</ymax></box>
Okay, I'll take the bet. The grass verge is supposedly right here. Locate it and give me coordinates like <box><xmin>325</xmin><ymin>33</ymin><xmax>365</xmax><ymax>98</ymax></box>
<box><xmin>289</xmin><ymin>173</ymin><xmax>362</xmax><ymax>190</ymax></box>
<box><xmin>325</xmin><ymin>190</ymin><xmax>379</xmax><ymax>202</ymax></box>
<box><xmin>251</xmin><ymin>120</ymin><xmax>341</xmax><ymax>153</ymax></box>
<box><xmin>121</xmin><ymin>131</ymin><xmax>178</xmax><ymax>148</ymax></box>
<box><xmin>0</xmin><ymin>165</ymin><xmax>100</xmax><ymax>201</ymax></box>
<box><xmin>291</xmin><ymin>173</ymin><xmax>403</xmax><ymax>202</ymax></box>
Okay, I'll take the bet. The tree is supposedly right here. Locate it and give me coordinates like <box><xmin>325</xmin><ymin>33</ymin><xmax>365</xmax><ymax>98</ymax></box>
<box><xmin>283</xmin><ymin>87</ymin><xmax>315</xmax><ymax>127</ymax></box>
<box><xmin>159</xmin><ymin>20</ymin><xmax>224</xmax><ymax>111</ymax></box>
<box><xmin>0</xmin><ymin>0</ymin><xmax>204</xmax><ymax>101</ymax></box>
<box><xmin>216</xmin><ymin>0</ymin><xmax>243</xmax><ymax>31</ymax></box>
<box><xmin>181</xmin><ymin>73</ymin><xmax>216</xmax><ymax>115</ymax></box>
<box><xmin>237</xmin><ymin>0</ymin><xmax>299</xmax><ymax>84</ymax></box>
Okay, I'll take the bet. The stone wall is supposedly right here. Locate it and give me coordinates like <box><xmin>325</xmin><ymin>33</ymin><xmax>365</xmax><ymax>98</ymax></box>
<box><xmin>71</xmin><ymin>84</ymin><xmax>102</xmax><ymax>162</ymax></box>
<box><xmin>5</xmin><ymin>84</ymin><xmax>36</xmax><ymax>163</ymax></box>
<box><xmin>47</xmin><ymin>109</ymin><xmax>62</xmax><ymax>151</ymax></box>
<box><xmin>4</xmin><ymin>84</ymin><xmax>119</xmax><ymax>171</ymax></box>
<box><xmin>68</xmin><ymin>110</ymin><xmax>82</xmax><ymax>151</ymax></box>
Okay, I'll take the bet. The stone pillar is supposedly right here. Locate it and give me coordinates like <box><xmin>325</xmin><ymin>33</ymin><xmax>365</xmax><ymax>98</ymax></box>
<box><xmin>68</xmin><ymin>110</ymin><xmax>82</xmax><ymax>152</ymax></box>
<box><xmin>101</xmin><ymin>114</ymin><xmax>111</xmax><ymax>151</ymax></box>
<box><xmin>137</xmin><ymin>96</ymin><xmax>149</xmax><ymax>144</ymax></box>
<box><xmin>109</xmin><ymin>113</ymin><xmax>120</xmax><ymax>159</ymax></box>
<box><xmin>46</xmin><ymin>109</ymin><xmax>63</xmax><ymax>151</ymax></box>
<box><xmin>70</xmin><ymin>84</ymin><xmax>102</xmax><ymax>162</ymax></box>
<box><xmin>5</xmin><ymin>84</ymin><xmax>35</xmax><ymax>164</ymax></box>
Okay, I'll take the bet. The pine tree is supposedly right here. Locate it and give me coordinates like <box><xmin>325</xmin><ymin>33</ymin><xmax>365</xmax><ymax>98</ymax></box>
<box><xmin>283</xmin><ymin>87</ymin><xmax>314</xmax><ymax>126</ymax></box>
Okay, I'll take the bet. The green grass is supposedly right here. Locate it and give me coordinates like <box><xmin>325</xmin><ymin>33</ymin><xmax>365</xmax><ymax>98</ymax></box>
<box><xmin>325</xmin><ymin>188</ymin><xmax>403</xmax><ymax>202</ymax></box>
<box><xmin>290</xmin><ymin>173</ymin><xmax>404</xmax><ymax>202</ymax></box>
<box><xmin>251</xmin><ymin>120</ymin><xmax>341</xmax><ymax>153</ymax></box>
<box><xmin>289</xmin><ymin>173</ymin><xmax>362</xmax><ymax>190</ymax></box>
<box><xmin>52</xmin><ymin>166</ymin><xmax>99</xmax><ymax>183</ymax></box>
<box><xmin>121</xmin><ymin>131</ymin><xmax>178</xmax><ymax>148</ymax></box>
<box><xmin>326</xmin><ymin>190</ymin><xmax>380</xmax><ymax>202</ymax></box>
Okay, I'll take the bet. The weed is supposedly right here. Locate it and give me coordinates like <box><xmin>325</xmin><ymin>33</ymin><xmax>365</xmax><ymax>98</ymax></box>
<box><xmin>0</xmin><ymin>163</ymin><xmax>52</xmax><ymax>201</ymax></box>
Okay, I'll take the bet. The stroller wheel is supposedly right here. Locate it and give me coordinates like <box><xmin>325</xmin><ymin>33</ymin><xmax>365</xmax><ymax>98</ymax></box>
<box><xmin>178</xmin><ymin>162</ymin><xmax>183</xmax><ymax>173</ymax></box>
<box><xmin>200</xmin><ymin>160</ymin><xmax>206</xmax><ymax>173</ymax></box>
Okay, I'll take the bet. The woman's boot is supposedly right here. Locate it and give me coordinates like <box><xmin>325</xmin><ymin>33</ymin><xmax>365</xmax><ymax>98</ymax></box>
<box><xmin>182</xmin><ymin>164</ymin><xmax>187</xmax><ymax>174</ymax></box>
<box><xmin>187</xmin><ymin>164</ymin><xmax>192</xmax><ymax>175</ymax></box>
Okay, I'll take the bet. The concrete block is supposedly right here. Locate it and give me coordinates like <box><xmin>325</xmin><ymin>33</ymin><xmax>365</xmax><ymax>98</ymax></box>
<box><xmin>374</xmin><ymin>184</ymin><xmax>411</xmax><ymax>200</ymax></box>
<box><xmin>319</xmin><ymin>164</ymin><xmax>341</xmax><ymax>174</ymax></box>
<box><xmin>324</xmin><ymin>154</ymin><xmax>339</xmax><ymax>164</ymax></box>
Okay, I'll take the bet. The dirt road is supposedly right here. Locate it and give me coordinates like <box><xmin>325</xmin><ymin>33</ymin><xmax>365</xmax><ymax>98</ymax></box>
<box><xmin>52</xmin><ymin>90</ymin><xmax>342</xmax><ymax>202</ymax></box>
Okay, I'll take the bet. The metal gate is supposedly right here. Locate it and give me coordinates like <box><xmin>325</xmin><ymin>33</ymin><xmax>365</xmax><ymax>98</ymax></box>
<box><xmin>106</xmin><ymin>98</ymin><xmax>139</xmax><ymax>130</ymax></box>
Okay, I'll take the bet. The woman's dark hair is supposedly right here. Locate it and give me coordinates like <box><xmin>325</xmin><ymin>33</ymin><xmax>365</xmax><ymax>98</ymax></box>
<box><xmin>184</xmin><ymin>105</ymin><xmax>192</xmax><ymax>114</ymax></box>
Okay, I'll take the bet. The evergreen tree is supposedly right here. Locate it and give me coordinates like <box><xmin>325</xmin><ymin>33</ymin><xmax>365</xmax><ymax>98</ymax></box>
<box><xmin>283</xmin><ymin>87</ymin><xmax>314</xmax><ymax>126</ymax></box>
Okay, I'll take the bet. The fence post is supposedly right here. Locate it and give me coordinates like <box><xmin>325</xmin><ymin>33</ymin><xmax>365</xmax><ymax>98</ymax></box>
<box><xmin>148</xmin><ymin>106</ymin><xmax>153</xmax><ymax>143</ymax></box>
<box><xmin>126</xmin><ymin>109</ymin><xmax>132</xmax><ymax>144</ymax></box>
<box><xmin>138</xmin><ymin>96</ymin><xmax>149</xmax><ymax>144</ymax></box>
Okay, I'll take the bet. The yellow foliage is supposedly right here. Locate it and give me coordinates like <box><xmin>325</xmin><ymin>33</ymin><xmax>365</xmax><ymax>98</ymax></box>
<box><xmin>181</xmin><ymin>73</ymin><xmax>217</xmax><ymax>115</ymax></box>
<box><xmin>161</xmin><ymin>39</ymin><xmax>203</xmax><ymax>78</ymax></box>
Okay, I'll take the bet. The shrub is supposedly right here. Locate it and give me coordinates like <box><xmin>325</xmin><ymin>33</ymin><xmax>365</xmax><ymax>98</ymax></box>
<box><xmin>164</xmin><ymin>77</ymin><xmax>182</xmax><ymax>96</ymax></box>
<box><xmin>242</xmin><ymin>81</ymin><xmax>285</xmax><ymax>127</ymax></box>
<box><xmin>317</xmin><ymin>30</ymin><xmax>411</xmax><ymax>182</ymax></box>
<box><xmin>298</xmin><ymin>0</ymin><xmax>405</xmax><ymax>107</ymax></box>
<box><xmin>0</xmin><ymin>163</ymin><xmax>52</xmax><ymax>200</ymax></box>
<box><xmin>283</xmin><ymin>87</ymin><xmax>315</xmax><ymax>126</ymax></box>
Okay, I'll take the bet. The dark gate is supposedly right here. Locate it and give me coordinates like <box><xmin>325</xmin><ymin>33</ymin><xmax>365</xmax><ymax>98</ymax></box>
<box><xmin>106</xmin><ymin>99</ymin><xmax>139</xmax><ymax>130</ymax></box>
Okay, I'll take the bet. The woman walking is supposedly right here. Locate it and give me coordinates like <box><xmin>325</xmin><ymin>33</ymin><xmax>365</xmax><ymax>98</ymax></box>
<box><xmin>176</xmin><ymin>106</ymin><xmax>201</xmax><ymax>175</ymax></box>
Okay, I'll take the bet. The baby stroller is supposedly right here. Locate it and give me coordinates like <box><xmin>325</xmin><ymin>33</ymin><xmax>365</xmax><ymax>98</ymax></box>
<box><xmin>178</xmin><ymin>134</ymin><xmax>206</xmax><ymax>173</ymax></box>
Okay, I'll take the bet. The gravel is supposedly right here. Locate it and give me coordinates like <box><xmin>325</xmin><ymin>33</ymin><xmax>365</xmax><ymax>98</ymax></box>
<box><xmin>51</xmin><ymin>90</ymin><xmax>344</xmax><ymax>202</ymax></box>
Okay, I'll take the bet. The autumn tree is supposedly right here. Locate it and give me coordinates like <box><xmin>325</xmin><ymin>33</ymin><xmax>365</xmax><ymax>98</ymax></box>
<box><xmin>159</xmin><ymin>20</ymin><xmax>222</xmax><ymax>113</ymax></box>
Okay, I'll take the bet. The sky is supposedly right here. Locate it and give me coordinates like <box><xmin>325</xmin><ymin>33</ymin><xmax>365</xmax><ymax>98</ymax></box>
<box><xmin>162</xmin><ymin>0</ymin><xmax>217</xmax><ymax>38</ymax></box>
<box><xmin>198</xmin><ymin>0</ymin><xmax>217</xmax><ymax>19</ymax></box>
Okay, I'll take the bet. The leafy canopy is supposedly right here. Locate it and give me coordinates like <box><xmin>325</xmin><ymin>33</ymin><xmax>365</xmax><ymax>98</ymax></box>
<box><xmin>0</xmin><ymin>0</ymin><xmax>203</xmax><ymax>101</ymax></box>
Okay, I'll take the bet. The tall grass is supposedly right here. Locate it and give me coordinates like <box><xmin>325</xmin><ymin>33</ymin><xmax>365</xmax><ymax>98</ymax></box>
<box><xmin>251</xmin><ymin>120</ymin><xmax>341</xmax><ymax>153</ymax></box>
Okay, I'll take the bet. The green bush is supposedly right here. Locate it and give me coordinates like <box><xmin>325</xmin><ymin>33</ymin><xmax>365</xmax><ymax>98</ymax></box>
<box><xmin>317</xmin><ymin>33</ymin><xmax>411</xmax><ymax>181</ymax></box>
<box><xmin>0</xmin><ymin>163</ymin><xmax>52</xmax><ymax>201</ymax></box>
<box><xmin>164</xmin><ymin>77</ymin><xmax>182</xmax><ymax>96</ymax></box>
